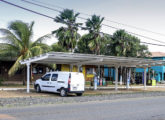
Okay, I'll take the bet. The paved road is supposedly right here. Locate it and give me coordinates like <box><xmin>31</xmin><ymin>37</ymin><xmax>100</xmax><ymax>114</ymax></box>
<box><xmin>1</xmin><ymin>96</ymin><xmax>165</xmax><ymax>120</ymax></box>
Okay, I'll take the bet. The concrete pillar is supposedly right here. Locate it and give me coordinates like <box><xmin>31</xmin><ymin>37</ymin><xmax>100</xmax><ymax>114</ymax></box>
<box><xmin>120</xmin><ymin>66</ymin><xmax>122</xmax><ymax>85</ymax></box>
<box><xmin>115</xmin><ymin>66</ymin><xmax>119</xmax><ymax>91</ymax></box>
<box><xmin>144</xmin><ymin>67</ymin><xmax>147</xmax><ymax>90</ymax></box>
<box><xmin>148</xmin><ymin>67</ymin><xmax>150</xmax><ymax>80</ymax></box>
<box><xmin>70</xmin><ymin>65</ymin><xmax>73</xmax><ymax>72</ymax></box>
<box><xmin>98</xmin><ymin>65</ymin><xmax>100</xmax><ymax>78</ymax></box>
<box><xmin>77</xmin><ymin>65</ymin><xmax>81</xmax><ymax>72</ymax></box>
<box><xmin>26</xmin><ymin>62</ymin><xmax>30</xmax><ymax>93</ymax></box>
<box><xmin>162</xmin><ymin>72</ymin><xmax>164</xmax><ymax>81</ymax></box>
<box><xmin>126</xmin><ymin>68</ymin><xmax>131</xmax><ymax>89</ymax></box>
<box><xmin>94</xmin><ymin>65</ymin><xmax>100</xmax><ymax>90</ymax></box>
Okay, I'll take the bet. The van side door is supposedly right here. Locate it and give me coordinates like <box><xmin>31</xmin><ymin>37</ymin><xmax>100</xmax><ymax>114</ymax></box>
<box><xmin>40</xmin><ymin>73</ymin><xmax>51</xmax><ymax>91</ymax></box>
<box><xmin>50</xmin><ymin>73</ymin><xmax>58</xmax><ymax>92</ymax></box>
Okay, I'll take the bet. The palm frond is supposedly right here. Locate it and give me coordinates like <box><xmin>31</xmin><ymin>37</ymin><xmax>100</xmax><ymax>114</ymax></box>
<box><xmin>32</xmin><ymin>34</ymin><xmax>51</xmax><ymax>47</ymax></box>
<box><xmin>8</xmin><ymin>55</ymin><xmax>23</xmax><ymax>76</ymax></box>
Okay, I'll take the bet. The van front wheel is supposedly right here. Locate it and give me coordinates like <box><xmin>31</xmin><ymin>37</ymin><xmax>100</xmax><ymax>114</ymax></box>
<box><xmin>60</xmin><ymin>88</ymin><xmax>67</xmax><ymax>97</ymax></box>
<box><xmin>76</xmin><ymin>93</ymin><xmax>83</xmax><ymax>96</ymax></box>
<box><xmin>36</xmin><ymin>85</ymin><xmax>41</xmax><ymax>93</ymax></box>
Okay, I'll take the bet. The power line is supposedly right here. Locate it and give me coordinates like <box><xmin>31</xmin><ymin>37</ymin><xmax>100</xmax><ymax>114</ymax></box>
<box><xmin>140</xmin><ymin>42</ymin><xmax>165</xmax><ymax>47</ymax></box>
<box><xmin>20</xmin><ymin>0</ymin><xmax>165</xmax><ymax>44</ymax></box>
<box><xmin>29</xmin><ymin>0</ymin><xmax>165</xmax><ymax>37</ymax></box>
<box><xmin>0</xmin><ymin>0</ymin><xmax>54</xmax><ymax>19</ymax></box>
<box><xmin>1</xmin><ymin>0</ymin><xmax>165</xmax><ymax>47</ymax></box>
<box><xmin>21</xmin><ymin>0</ymin><xmax>61</xmax><ymax>13</ymax></box>
<box><xmin>102</xmin><ymin>24</ymin><xmax>165</xmax><ymax>44</ymax></box>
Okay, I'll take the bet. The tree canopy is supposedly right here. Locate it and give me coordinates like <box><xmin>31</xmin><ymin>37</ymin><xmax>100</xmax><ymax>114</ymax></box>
<box><xmin>52</xmin><ymin>9</ymin><xmax>81</xmax><ymax>52</ymax></box>
<box><xmin>81</xmin><ymin>15</ymin><xmax>108</xmax><ymax>55</ymax></box>
<box><xmin>0</xmin><ymin>20</ymin><xmax>50</xmax><ymax>79</ymax></box>
<box><xmin>105</xmin><ymin>30</ymin><xmax>150</xmax><ymax>57</ymax></box>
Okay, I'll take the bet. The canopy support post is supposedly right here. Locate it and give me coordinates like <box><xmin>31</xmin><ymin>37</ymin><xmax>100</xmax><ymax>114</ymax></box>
<box><xmin>70</xmin><ymin>65</ymin><xmax>73</xmax><ymax>72</ymax></box>
<box><xmin>26</xmin><ymin>62</ymin><xmax>31</xmax><ymax>93</ymax></box>
<box><xmin>120</xmin><ymin>66</ymin><xmax>122</xmax><ymax>85</ymax></box>
<box><xmin>144</xmin><ymin>67</ymin><xmax>147</xmax><ymax>90</ymax></box>
<box><xmin>126</xmin><ymin>68</ymin><xmax>131</xmax><ymax>89</ymax></box>
<box><xmin>115</xmin><ymin>66</ymin><xmax>119</xmax><ymax>91</ymax></box>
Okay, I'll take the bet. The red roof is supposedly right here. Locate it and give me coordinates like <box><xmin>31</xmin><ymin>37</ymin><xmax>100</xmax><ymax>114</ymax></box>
<box><xmin>151</xmin><ymin>52</ymin><xmax>165</xmax><ymax>57</ymax></box>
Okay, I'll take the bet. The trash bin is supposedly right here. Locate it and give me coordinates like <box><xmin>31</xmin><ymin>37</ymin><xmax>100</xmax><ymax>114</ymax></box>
<box><xmin>152</xmin><ymin>79</ymin><xmax>156</xmax><ymax>86</ymax></box>
<box><xmin>148</xmin><ymin>80</ymin><xmax>151</xmax><ymax>85</ymax></box>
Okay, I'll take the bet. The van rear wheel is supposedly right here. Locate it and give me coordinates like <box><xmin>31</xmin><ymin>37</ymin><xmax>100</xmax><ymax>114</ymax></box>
<box><xmin>76</xmin><ymin>93</ymin><xmax>83</xmax><ymax>96</ymax></box>
<box><xmin>60</xmin><ymin>88</ymin><xmax>67</xmax><ymax>97</ymax></box>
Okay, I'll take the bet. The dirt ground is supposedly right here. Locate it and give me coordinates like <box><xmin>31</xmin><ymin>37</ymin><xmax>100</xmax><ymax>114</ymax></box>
<box><xmin>0</xmin><ymin>87</ymin><xmax>165</xmax><ymax>98</ymax></box>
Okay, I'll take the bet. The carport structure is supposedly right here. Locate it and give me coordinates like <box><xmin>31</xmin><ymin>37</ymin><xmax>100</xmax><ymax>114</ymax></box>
<box><xmin>20</xmin><ymin>52</ymin><xmax>165</xmax><ymax>93</ymax></box>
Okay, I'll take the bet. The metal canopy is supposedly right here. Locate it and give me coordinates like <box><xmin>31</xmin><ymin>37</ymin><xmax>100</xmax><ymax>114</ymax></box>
<box><xmin>20</xmin><ymin>52</ymin><xmax>165</xmax><ymax>93</ymax></box>
<box><xmin>20</xmin><ymin>52</ymin><xmax>165</xmax><ymax>67</ymax></box>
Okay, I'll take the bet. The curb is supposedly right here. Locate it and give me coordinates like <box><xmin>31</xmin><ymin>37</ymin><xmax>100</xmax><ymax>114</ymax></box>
<box><xmin>1</xmin><ymin>86</ymin><xmax>165</xmax><ymax>91</ymax></box>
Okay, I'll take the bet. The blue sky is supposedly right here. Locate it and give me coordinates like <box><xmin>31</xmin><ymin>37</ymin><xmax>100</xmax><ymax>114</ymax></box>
<box><xmin>0</xmin><ymin>0</ymin><xmax>165</xmax><ymax>52</ymax></box>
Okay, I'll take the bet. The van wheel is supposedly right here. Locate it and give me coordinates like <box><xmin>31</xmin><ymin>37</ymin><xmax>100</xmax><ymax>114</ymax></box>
<box><xmin>36</xmin><ymin>85</ymin><xmax>41</xmax><ymax>93</ymax></box>
<box><xmin>60</xmin><ymin>88</ymin><xmax>67</xmax><ymax>97</ymax></box>
<box><xmin>76</xmin><ymin>93</ymin><xmax>83</xmax><ymax>96</ymax></box>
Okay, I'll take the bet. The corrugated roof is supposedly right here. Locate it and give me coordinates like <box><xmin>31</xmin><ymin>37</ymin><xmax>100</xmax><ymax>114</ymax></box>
<box><xmin>20</xmin><ymin>52</ymin><xmax>165</xmax><ymax>68</ymax></box>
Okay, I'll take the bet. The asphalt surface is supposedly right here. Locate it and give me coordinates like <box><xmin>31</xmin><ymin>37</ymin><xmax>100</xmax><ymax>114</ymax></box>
<box><xmin>1</xmin><ymin>96</ymin><xmax>165</xmax><ymax>120</ymax></box>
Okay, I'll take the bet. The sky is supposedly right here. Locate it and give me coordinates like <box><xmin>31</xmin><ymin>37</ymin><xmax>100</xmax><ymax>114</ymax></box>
<box><xmin>0</xmin><ymin>0</ymin><xmax>165</xmax><ymax>52</ymax></box>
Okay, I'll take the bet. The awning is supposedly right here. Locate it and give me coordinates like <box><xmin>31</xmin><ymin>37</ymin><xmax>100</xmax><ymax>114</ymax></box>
<box><xmin>20</xmin><ymin>52</ymin><xmax>165</xmax><ymax>67</ymax></box>
<box><xmin>20</xmin><ymin>52</ymin><xmax>165</xmax><ymax>93</ymax></box>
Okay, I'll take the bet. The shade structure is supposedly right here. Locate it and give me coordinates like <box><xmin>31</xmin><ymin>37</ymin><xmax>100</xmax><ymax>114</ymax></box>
<box><xmin>20</xmin><ymin>52</ymin><xmax>165</xmax><ymax>93</ymax></box>
<box><xmin>20</xmin><ymin>52</ymin><xmax>165</xmax><ymax>67</ymax></box>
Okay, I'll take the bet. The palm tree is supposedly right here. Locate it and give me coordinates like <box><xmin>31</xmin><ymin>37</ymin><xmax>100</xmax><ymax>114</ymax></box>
<box><xmin>51</xmin><ymin>43</ymin><xmax>67</xmax><ymax>52</ymax></box>
<box><xmin>107</xmin><ymin>29</ymin><xmax>150</xmax><ymax>57</ymax></box>
<box><xmin>109</xmin><ymin>30</ymin><xmax>130</xmax><ymax>56</ymax></box>
<box><xmin>52</xmin><ymin>9</ymin><xmax>81</xmax><ymax>52</ymax></box>
<box><xmin>74</xmin><ymin>34</ymin><xmax>92</xmax><ymax>54</ymax></box>
<box><xmin>83</xmin><ymin>15</ymin><xmax>107</xmax><ymax>55</ymax></box>
<box><xmin>0</xmin><ymin>20</ymin><xmax>50</xmax><ymax>85</ymax></box>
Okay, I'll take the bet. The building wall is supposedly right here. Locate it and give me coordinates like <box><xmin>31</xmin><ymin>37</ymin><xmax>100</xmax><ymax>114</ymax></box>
<box><xmin>136</xmin><ymin>57</ymin><xmax>165</xmax><ymax>82</ymax></box>
<box><xmin>61</xmin><ymin>64</ymin><xmax>95</xmax><ymax>81</ymax></box>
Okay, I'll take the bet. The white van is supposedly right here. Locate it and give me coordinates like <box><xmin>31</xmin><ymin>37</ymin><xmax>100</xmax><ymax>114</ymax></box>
<box><xmin>34</xmin><ymin>72</ymin><xmax>85</xmax><ymax>97</ymax></box>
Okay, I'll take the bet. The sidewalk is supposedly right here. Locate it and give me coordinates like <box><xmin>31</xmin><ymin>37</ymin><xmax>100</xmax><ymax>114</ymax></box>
<box><xmin>1</xmin><ymin>84</ymin><xmax>165</xmax><ymax>91</ymax></box>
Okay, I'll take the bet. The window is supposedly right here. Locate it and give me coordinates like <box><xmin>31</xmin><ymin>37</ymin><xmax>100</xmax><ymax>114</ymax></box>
<box><xmin>32</xmin><ymin>68</ymin><xmax>37</xmax><ymax>74</ymax></box>
<box><xmin>86</xmin><ymin>68</ymin><xmax>94</xmax><ymax>74</ymax></box>
<box><xmin>32</xmin><ymin>67</ymin><xmax>43</xmax><ymax>74</ymax></box>
<box><xmin>42</xmin><ymin>74</ymin><xmax>51</xmax><ymax>81</ymax></box>
<box><xmin>38</xmin><ymin>67</ymin><xmax>43</xmax><ymax>74</ymax></box>
<box><xmin>51</xmin><ymin>74</ymin><xmax>58</xmax><ymax>81</ymax></box>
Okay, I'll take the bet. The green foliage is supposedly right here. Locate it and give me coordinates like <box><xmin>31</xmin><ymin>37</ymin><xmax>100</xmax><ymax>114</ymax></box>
<box><xmin>52</xmin><ymin>9</ymin><xmax>81</xmax><ymax>52</ymax></box>
<box><xmin>106</xmin><ymin>30</ymin><xmax>150</xmax><ymax>57</ymax></box>
<box><xmin>82</xmin><ymin>15</ymin><xmax>108</xmax><ymax>55</ymax></box>
<box><xmin>51</xmin><ymin>43</ymin><xmax>67</xmax><ymax>52</ymax></box>
<box><xmin>74</xmin><ymin>34</ymin><xmax>92</xmax><ymax>54</ymax></box>
<box><xmin>0</xmin><ymin>20</ymin><xmax>51</xmax><ymax>76</ymax></box>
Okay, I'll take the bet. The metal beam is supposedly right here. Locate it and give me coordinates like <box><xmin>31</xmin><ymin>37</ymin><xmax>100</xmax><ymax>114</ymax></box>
<box><xmin>74</xmin><ymin>58</ymin><xmax>103</xmax><ymax>65</ymax></box>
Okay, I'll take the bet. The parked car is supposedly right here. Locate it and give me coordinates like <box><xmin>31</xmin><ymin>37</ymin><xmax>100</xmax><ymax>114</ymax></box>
<box><xmin>34</xmin><ymin>71</ymin><xmax>85</xmax><ymax>97</ymax></box>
